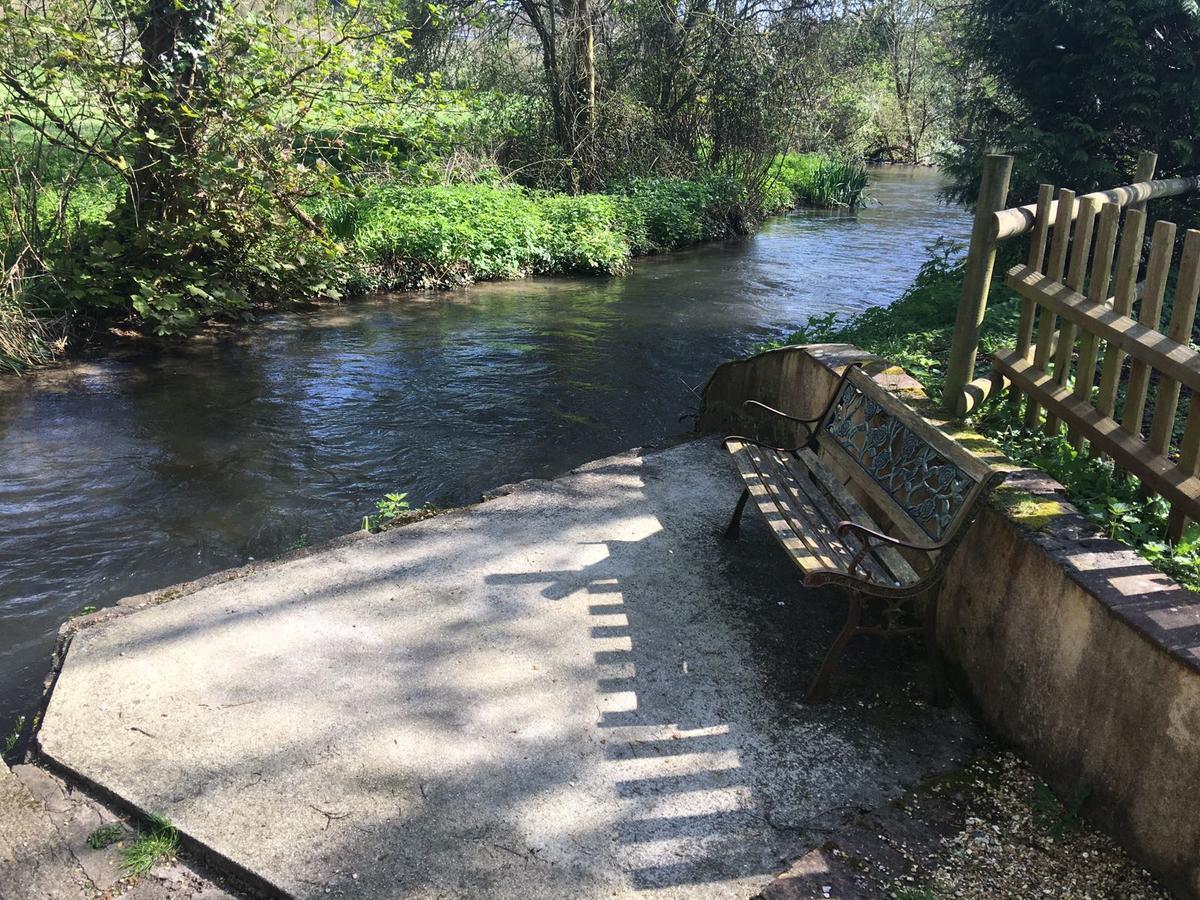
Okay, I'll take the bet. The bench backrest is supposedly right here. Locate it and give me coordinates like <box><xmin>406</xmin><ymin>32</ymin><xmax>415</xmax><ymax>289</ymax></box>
<box><xmin>816</xmin><ymin>366</ymin><xmax>1002</xmax><ymax>545</ymax></box>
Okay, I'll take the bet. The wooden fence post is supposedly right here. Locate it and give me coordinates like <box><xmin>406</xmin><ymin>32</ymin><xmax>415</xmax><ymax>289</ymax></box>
<box><xmin>1131</xmin><ymin>150</ymin><xmax>1158</xmax><ymax>209</ymax></box>
<box><xmin>943</xmin><ymin>154</ymin><xmax>1014</xmax><ymax>417</ymax></box>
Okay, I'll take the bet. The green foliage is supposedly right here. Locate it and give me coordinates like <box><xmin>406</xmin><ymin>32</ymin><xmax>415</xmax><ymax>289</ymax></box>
<box><xmin>944</xmin><ymin>0</ymin><xmax>1200</xmax><ymax>204</ymax></box>
<box><xmin>120</xmin><ymin>814</ymin><xmax>179</xmax><ymax>875</ymax></box>
<box><xmin>87</xmin><ymin>823</ymin><xmax>126</xmax><ymax>850</ymax></box>
<box><xmin>615</xmin><ymin>177</ymin><xmax>736</xmax><ymax>251</ymax></box>
<box><xmin>1029</xmin><ymin>781</ymin><xmax>1087</xmax><ymax>838</ymax></box>
<box><xmin>0</xmin><ymin>0</ymin><xmax>411</xmax><ymax>343</ymax></box>
<box><xmin>980</xmin><ymin>406</ymin><xmax>1200</xmax><ymax>591</ymax></box>
<box><xmin>333</xmin><ymin>176</ymin><xmax>752</xmax><ymax>291</ymax></box>
<box><xmin>773</xmin><ymin>153</ymin><xmax>870</xmax><ymax>209</ymax></box>
<box><xmin>363</xmin><ymin>491</ymin><xmax>411</xmax><ymax>533</ymax></box>
<box><xmin>893</xmin><ymin>890</ymin><xmax>943</xmax><ymax>900</ymax></box>
<box><xmin>3</xmin><ymin>715</ymin><xmax>24</xmax><ymax>757</ymax></box>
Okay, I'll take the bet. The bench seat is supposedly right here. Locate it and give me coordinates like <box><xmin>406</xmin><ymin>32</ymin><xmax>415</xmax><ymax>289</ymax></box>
<box><xmin>722</xmin><ymin>364</ymin><xmax>1005</xmax><ymax>704</ymax></box>
<box><xmin>725</xmin><ymin>440</ymin><xmax>920</xmax><ymax>589</ymax></box>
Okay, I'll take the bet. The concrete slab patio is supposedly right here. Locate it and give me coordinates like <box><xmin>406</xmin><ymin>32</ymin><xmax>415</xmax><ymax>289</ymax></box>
<box><xmin>36</xmin><ymin>438</ymin><xmax>983</xmax><ymax>899</ymax></box>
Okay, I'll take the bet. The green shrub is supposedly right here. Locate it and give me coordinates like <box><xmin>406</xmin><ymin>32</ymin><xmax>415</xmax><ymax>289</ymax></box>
<box><xmin>333</xmin><ymin>176</ymin><xmax>747</xmax><ymax>291</ymax></box>
<box><xmin>759</xmin><ymin>173</ymin><xmax>796</xmax><ymax>215</ymax></box>
<box><xmin>348</xmin><ymin>183</ymin><xmax>548</xmax><ymax>288</ymax></box>
<box><xmin>774</xmin><ymin>152</ymin><xmax>870</xmax><ymax>209</ymax></box>
<box><xmin>616</xmin><ymin>177</ymin><xmax>726</xmax><ymax>251</ymax></box>
<box><xmin>539</xmin><ymin>193</ymin><xmax>631</xmax><ymax>274</ymax></box>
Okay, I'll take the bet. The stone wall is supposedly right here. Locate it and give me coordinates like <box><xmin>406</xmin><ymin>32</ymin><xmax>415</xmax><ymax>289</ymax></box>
<box><xmin>698</xmin><ymin>344</ymin><xmax>1200</xmax><ymax>900</ymax></box>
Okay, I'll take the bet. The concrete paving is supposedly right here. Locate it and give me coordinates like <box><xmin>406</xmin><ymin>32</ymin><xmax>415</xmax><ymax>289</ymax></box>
<box><xmin>1</xmin><ymin>761</ymin><xmax>239</xmax><ymax>900</ymax></box>
<box><xmin>37</xmin><ymin>438</ymin><xmax>983</xmax><ymax>899</ymax></box>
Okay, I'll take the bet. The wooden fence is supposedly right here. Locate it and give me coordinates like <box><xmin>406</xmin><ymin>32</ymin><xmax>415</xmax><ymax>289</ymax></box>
<box><xmin>943</xmin><ymin>152</ymin><xmax>1200</xmax><ymax>540</ymax></box>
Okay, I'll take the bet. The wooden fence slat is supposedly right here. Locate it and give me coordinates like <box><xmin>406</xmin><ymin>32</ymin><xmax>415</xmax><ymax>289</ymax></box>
<box><xmin>1096</xmin><ymin>207</ymin><xmax>1148</xmax><ymax>420</ymax></box>
<box><xmin>1120</xmin><ymin>219</ymin><xmax>1177</xmax><ymax>438</ymax></box>
<box><xmin>1016</xmin><ymin>184</ymin><xmax>1055</xmax><ymax>358</ymax></box>
<box><xmin>1147</xmin><ymin>230</ymin><xmax>1200</xmax><ymax>456</ymax></box>
<box><xmin>994</xmin><ymin>350</ymin><xmax>1200</xmax><ymax>520</ymax></box>
<box><xmin>1025</xmin><ymin>188</ymin><xmax>1076</xmax><ymax>427</ymax></box>
<box><xmin>1069</xmin><ymin>201</ymin><xmax>1121</xmax><ymax>449</ymax></box>
<box><xmin>1045</xmin><ymin>197</ymin><xmax>1099</xmax><ymax>434</ymax></box>
<box><xmin>1168</xmin><ymin>404</ymin><xmax>1200</xmax><ymax>541</ymax></box>
<box><xmin>1005</xmin><ymin>267</ymin><xmax>1200</xmax><ymax>393</ymax></box>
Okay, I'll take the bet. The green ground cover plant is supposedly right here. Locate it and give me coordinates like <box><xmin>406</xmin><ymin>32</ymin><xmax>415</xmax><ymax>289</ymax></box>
<box><xmin>326</xmin><ymin>176</ymin><xmax>761</xmax><ymax>291</ymax></box>
<box><xmin>771</xmin><ymin>153</ymin><xmax>870</xmax><ymax>210</ymax></box>
<box><xmin>120</xmin><ymin>814</ymin><xmax>178</xmax><ymax>875</ymax></box>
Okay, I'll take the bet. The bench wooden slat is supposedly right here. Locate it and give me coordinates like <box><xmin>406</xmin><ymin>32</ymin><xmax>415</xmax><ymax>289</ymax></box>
<box><xmin>726</xmin><ymin>439</ymin><xmax>911</xmax><ymax>586</ymax></box>
<box><xmin>727</xmin><ymin>439</ymin><xmax>844</xmax><ymax>572</ymax></box>
<box><xmin>754</xmin><ymin>448</ymin><xmax>859</xmax><ymax>568</ymax></box>
<box><xmin>796</xmin><ymin>448</ymin><xmax>921</xmax><ymax>587</ymax></box>
<box><xmin>763</xmin><ymin>451</ymin><xmax>897</xmax><ymax>585</ymax></box>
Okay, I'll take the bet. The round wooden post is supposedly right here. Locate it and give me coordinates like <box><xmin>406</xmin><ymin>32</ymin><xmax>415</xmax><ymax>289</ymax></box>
<box><xmin>1131</xmin><ymin>150</ymin><xmax>1158</xmax><ymax>211</ymax></box>
<box><xmin>943</xmin><ymin>154</ymin><xmax>1014</xmax><ymax>417</ymax></box>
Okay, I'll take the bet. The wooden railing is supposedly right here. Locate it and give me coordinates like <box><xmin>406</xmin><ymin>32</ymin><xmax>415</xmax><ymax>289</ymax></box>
<box><xmin>942</xmin><ymin>151</ymin><xmax>1200</xmax><ymax>417</ymax></box>
<box><xmin>948</xmin><ymin>154</ymin><xmax>1200</xmax><ymax>540</ymax></box>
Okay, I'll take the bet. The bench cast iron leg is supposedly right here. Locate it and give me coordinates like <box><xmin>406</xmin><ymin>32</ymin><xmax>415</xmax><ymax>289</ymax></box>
<box><xmin>925</xmin><ymin>589</ymin><xmax>950</xmax><ymax>707</ymax></box>
<box><xmin>724</xmin><ymin>487</ymin><xmax>751</xmax><ymax>540</ymax></box>
<box><xmin>805</xmin><ymin>592</ymin><xmax>862</xmax><ymax>704</ymax></box>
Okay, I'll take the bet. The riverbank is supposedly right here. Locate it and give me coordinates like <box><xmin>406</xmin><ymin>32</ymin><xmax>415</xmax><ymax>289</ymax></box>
<box><xmin>1</xmin><ymin>154</ymin><xmax>868</xmax><ymax>374</ymax></box>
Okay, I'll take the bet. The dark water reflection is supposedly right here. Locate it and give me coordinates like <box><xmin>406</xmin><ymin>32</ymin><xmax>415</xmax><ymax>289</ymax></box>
<box><xmin>0</xmin><ymin>165</ymin><xmax>970</xmax><ymax>726</ymax></box>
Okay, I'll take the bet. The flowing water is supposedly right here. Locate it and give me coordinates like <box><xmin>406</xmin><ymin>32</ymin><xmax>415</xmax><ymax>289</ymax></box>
<box><xmin>0</xmin><ymin>165</ymin><xmax>971</xmax><ymax>729</ymax></box>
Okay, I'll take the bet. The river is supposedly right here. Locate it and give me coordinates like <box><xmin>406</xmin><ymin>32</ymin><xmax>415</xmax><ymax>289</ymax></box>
<box><xmin>0</xmin><ymin>165</ymin><xmax>971</xmax><ymax>731</ymax></box>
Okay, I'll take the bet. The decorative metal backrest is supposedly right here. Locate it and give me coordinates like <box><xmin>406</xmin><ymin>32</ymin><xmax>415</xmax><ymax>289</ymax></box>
<box><xmin>822</xmin><ymin>373</ymin><xmax>976</xmax><ymax>541</ymax></box>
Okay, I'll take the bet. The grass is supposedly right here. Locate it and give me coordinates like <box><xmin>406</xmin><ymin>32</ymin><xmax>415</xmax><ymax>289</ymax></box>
<box><xmin>120</xmin><ymin>813</ymin><xmax>179</xmax><ymax>875</ymax></box>
<box><xmin>772</xmin><ymin>152</ymin><xmax>870</xmax><ymax>210</ymax></box>
<box><xmin>3</xmin><ymin>715</ymin><xmax>24</xmax><ymax>757</ymax></box>
<box><xmin>86</xmin><ymin>822</ymin><xmax>126</xmax><ymax>849</ymax></box>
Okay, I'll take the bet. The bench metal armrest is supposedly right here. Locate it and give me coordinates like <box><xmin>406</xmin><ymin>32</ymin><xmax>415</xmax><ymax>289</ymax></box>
<box><xmin>834</xmin><ymin>521</ymin><xmax>947</xmax><ymax>555</ymax></box>
<box><xmin>834</xmin><ymin>520</ymin><xmax>949</xmax><ymax>583</ymax></box>
<box><xmin>742</xmin><ymin>400</ymin><xmax>823</xmax><ymax>442</ymax></box>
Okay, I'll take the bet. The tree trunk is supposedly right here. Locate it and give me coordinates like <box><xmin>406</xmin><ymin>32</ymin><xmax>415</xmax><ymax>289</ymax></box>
<box><xmin>559</xmin><ymin>0</ymin><xmax>597</xmax><ymax>192</ymax></box>
<box><xmin>130</xmin><ymin>0</ymin><xmax>218</xmax><ymax>222</ymax></box>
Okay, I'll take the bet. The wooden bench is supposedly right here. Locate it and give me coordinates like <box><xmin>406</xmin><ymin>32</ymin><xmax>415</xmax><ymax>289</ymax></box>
<box><xmin>723</xmin><ymin>365</ymin><xmax>1005</xmax><ymax>704</ymax></box>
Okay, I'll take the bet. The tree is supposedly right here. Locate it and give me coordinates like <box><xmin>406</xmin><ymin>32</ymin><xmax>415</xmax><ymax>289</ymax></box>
<box><xmin>0</xmin><ymin>0</ymin><xmax>413</xmax><ymax>334</ymax></box>
<box><xmin>944</xmin><ymin>0</ymin><xmax>1200</xmax><ymax>203</ymax></box>
<box><xmin>514</xmin><ymin>0</ymin><xmax>600</xmax><ymax>191</ymax></box>
<box><xmin>858</xmin><ymin>0</ymin><xmax>957</xmax><ymax>163</ymax></box>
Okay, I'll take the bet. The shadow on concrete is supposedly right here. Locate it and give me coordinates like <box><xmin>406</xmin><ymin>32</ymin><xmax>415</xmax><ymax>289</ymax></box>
<box><xmin>39</xmin><ymin>442</ymin><xmax>982</xmax><ymax>898</ymax></box>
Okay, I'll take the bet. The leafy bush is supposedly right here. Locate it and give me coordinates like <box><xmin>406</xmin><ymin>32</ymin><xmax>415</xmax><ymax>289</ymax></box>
<box><xmin>344</xmin><ymin>183</ymin><xmax>581</xmax><ymax>288</ymax></box>
<box><xmin>616</xmin><ymin>177</ymin><xmax>730</xmax><ymax>251</ymax></box>
<box><xmin>539</xmin><ymin>194</ymin><xmax>631</xmax><ymax>273</ymax></box>
<box><xmin>334</xmin><ymin>176</ymin><xmax>751</xmax><ymax>291</ymax></box>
